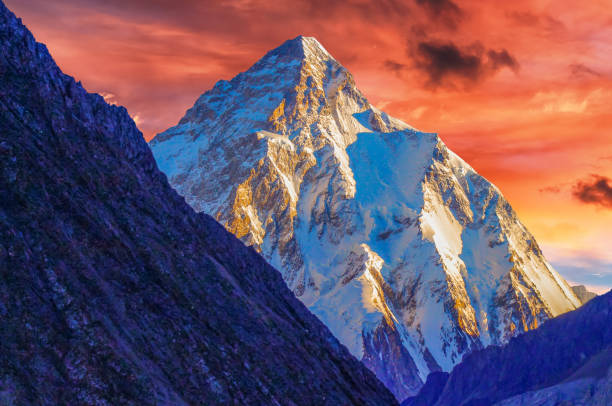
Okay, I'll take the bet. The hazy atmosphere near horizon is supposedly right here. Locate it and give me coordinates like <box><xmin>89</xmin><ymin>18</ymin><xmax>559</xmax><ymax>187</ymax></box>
<box><xmin>7</xmin><ymin>0</ymin><xmax>611</xmax><ymax>293</ymax></box>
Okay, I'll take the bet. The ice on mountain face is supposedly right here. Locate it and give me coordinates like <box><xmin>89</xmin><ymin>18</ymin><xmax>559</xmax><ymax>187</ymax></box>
<box><xmin>150</xmin><ymin>35</ymin><xmax>581</xmax><ymax>401</ymax></box>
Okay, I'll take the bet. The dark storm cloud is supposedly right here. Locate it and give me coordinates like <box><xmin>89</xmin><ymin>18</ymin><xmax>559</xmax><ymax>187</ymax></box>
<box><xmin>411</xmin><ymin>41</ymin><xmax>519</xmax><ymax>88</ymax></box>
<box><xmin>573</xmin><ymin>175</ymin><xmax>612</xmax><ymax>208</ymax></box>
<box><xmin>416</xmin><ymin>41</ymin><xmax>481</xmax><ymax>85</ymax></box>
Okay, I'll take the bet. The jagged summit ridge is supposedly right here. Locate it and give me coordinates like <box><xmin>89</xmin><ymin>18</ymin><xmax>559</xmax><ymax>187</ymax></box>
<box><xmin>242</xmin><ymin>35</ymin><xmax>339</xmax><ymax>90</ymax></box>
<box><xmin>262</xmin><ymin>35</ymin><xmax>334</xmax><ymax>64</ymax></box>
<box><xmin>151</xmin><ymin>36</ymin><xmax>581</xmax><ymax>401</ymax></box>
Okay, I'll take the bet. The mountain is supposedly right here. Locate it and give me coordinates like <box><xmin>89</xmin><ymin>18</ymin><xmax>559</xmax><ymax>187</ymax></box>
<box><xmin>150</xmin><ymin>36</ymin><xmax>581</xmax><ymax>400</ymax></box>
<box><xmin>572</xmin><ymin>285</ymin><xmax>597</xmax><ymax>304</ymax></box>
<box><xmin>403</xmin><ymin>289</ymin><xmax>612</xmax><ymax>406</ymax></box>
<box><xmin>0</xmin><ymin>4</ymin><xmax>398</xmax><ymax>405</ymax></box>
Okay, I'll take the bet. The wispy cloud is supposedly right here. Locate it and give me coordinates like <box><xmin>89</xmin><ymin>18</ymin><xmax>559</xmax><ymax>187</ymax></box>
<box><xmin>549</xmin><ymin>252</ymin><xmax>612</xmax><ymax>294</ymax></box>
<box><xmin>569</xmin><ymin>63</ymin><xmax>602</xmax><ymax>80</ymax></box>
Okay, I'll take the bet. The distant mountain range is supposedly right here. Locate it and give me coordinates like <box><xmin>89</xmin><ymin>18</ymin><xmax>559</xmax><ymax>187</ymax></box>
<box><xmin>151</xmin><ymin>35</ymin><xmax>581</xmax><ymax>400</ymax></box>
<box><xmin>0</xmin><ymin>2</ymin><xmax>396</xmax><ymax>404</ymax></box>
<box><xmin>572</xmin><ymin>284</ymin><xmax>598</xmax><ymax>304</ymax></box>
<box><xmin>403</xmin><ymin>289</ymin><xmax>611</xmax><ymax>406</ymax></box>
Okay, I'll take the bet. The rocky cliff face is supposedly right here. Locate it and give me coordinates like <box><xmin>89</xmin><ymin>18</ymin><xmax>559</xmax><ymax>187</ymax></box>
<box><xmin>0</xmin><ymin>4</ymin><xmax>397</xmax><ymax>405</ymax></box>
<box><xmin>403</xmin><ymin>290</ymin><xmax>612</xmax><ymax>406</ymax></box>
<box><xmin>572</xmin><ymin>285</ymin><xmax>597</xmax><ymax>304</ymax></box>
<box><xmin>150</xmin><ymin>36</ymin><xmax>581</xmax><ymax>401</ymax></box>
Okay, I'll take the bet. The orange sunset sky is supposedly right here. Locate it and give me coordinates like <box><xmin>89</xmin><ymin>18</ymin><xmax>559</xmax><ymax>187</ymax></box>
<box><xmin>8</xmin><ymin>0</ymin><xmax>611</xmax><ymax>293</ymax></box>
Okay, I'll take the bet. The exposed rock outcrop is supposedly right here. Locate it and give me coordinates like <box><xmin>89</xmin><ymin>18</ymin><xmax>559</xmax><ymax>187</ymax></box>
<box><xmin>572</xmin><ymin>284</ymin><xmax>597</xmax><ymax>304</ymax></box>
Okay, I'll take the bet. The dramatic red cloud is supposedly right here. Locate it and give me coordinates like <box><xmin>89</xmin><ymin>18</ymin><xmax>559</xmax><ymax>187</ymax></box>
<box><xmin>7</xmin><ymin>0</ymin><xmax>612</xmax><ymax>292</ymax></box>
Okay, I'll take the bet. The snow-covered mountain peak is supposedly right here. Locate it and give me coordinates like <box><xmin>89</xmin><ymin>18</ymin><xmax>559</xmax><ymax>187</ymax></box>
<box><xmin>153</xmin><ymin>35</ymin><xmax>373</xmax><ymax>149</ymax></box>
<box><xmin>261</xmin><ymin>35</ymin><xmax>334</xmax><ymax>66</ymax></box>
<box><xmin>150</xmin><ymin>37</ymin><xmax>581</xmax><ymax>401</ymax></box>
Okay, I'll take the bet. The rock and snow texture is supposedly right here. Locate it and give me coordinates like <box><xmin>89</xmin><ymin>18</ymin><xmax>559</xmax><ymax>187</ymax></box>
<box><xmin>150</xmin><ymin>36</ymin><xmax>581</xmax><ymax>400</ymax></box>
<box><xmin>571</xmin><ymin>285</ymin><xmax>597</xmax><ymax>304</ymax></box>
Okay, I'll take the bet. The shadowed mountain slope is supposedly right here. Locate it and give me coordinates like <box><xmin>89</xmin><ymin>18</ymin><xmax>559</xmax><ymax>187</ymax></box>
<box><xmin>0</xmin><ymin>2</ymin><xmax>397</xmax><ymax>404</ymax></box>
<box><xmin>403</xmin><ymin>290</ymin><xmax>612</xmax><ymax>406</ymax></box>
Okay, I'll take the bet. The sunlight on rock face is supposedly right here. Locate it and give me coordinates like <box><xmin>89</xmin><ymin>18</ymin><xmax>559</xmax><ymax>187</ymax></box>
<box><xmin>150</xmin><ymin>36</ymin><xmax>582</xmax><ymax>400</ymax></box>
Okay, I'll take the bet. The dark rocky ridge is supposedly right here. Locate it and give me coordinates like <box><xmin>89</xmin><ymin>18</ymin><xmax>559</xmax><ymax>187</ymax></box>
<box><xmin>0</xmin><ymin>2</ymin><xmax>397</xmax><ymax>405</ymax></box>
<box><xmin>403</xmin><ymin>289</ymin><xmax>612</xmax><ymax>406</ymax></box>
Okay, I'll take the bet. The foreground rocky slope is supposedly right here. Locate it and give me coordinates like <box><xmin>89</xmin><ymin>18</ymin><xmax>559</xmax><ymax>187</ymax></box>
<box><xmin>403</xmin><ymin>290</ymin><xmax>612</xmax><ymax>406</ymax></box>
<box><xmin>0</xmin><ymin>3</ymin><xmax>397</xmax><ymax>404</ymax></box>
<box><xmin>151</xmin><ymin>36</ymin><xmax>581</xmax><ymax>399</ymax></box>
